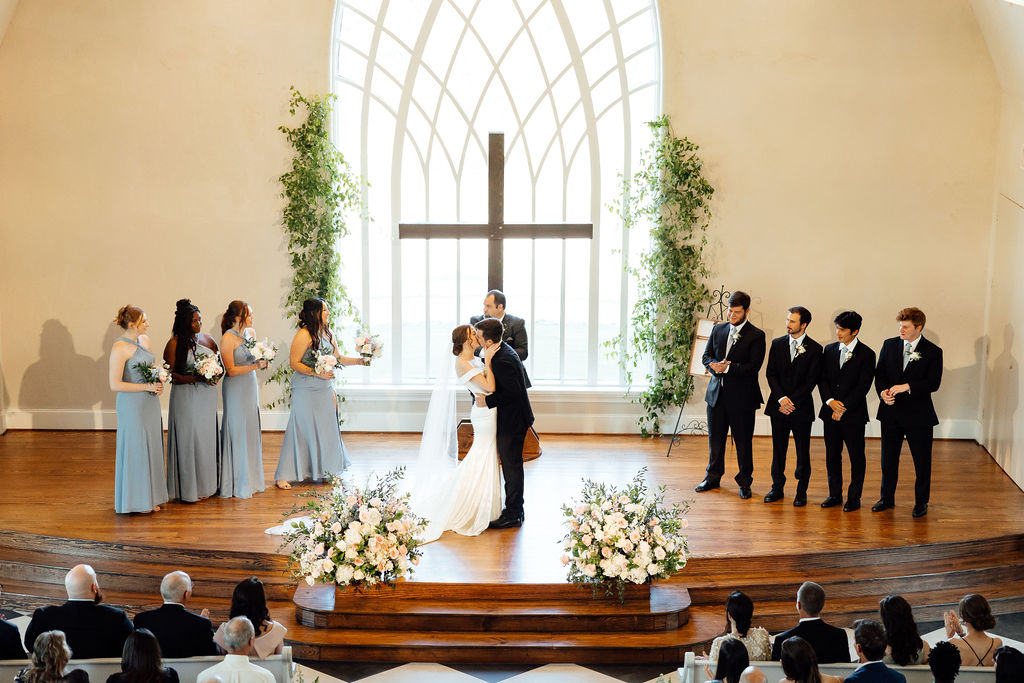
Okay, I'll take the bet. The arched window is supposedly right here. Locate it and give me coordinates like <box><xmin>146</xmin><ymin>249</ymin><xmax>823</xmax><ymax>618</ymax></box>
<box><xmin>332</xmin><ymin>0</ymin><xmax>660</xmax><ymax>386</ymax></box>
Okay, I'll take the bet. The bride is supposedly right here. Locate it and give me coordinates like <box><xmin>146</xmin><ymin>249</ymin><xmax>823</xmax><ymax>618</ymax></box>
<box><xmin>409</xmin><ymin>324</ymin><xmax>503</xmax><ymax>542</ymax></box>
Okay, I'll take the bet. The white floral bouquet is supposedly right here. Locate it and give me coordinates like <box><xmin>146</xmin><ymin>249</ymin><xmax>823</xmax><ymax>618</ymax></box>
<box><xmin>560</xmin><ymin>467</ymin><xmax>689</xmax><ymax>600</ymax></box>
<box><xmin>134</xmin><ymin>360</ymin><xmax>171</xmax><ymax>385</ymax></box>
<box><xmin>314</xmin><ymin>353</ymin><xmax>338</xmax><ymax>375</ymax></box>
<box><xmin>354</xmin><ymin>331</ymin><xmax>383</xmax><ymax>360</ymax></box>
<box><xmin>280</xmin><ymin>468</ymin><xmax>428</xmax><ymax>589</ymax></box>
<box><xmin>245</xmin><ymin>337</ymin><xmax>278</xmax><ymax>362</ymax></box>
<box><xmin>192</xmin><ymin>353</ymin><xmax>225</xmax><ymax>385</ymax></box>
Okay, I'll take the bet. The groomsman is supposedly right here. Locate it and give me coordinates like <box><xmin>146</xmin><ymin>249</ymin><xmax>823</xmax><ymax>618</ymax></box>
<box><xmin>696</xmin><ymin>291</ymin><xmax>766</xmax><ymax>499</ymax></box>
<box><xmin>764</xmin><ymin>306</ymin><xmax>822</xmax><ymax>506</ymax></box>
<box><xmin>873</xmin><ymin>307</ymin><xmax>943</xmax><ymax>518</ymax></box>
<box><xmin>817</xmin><ymin>311</ymin><xmax>876</xmax><ymax>512</ymax></box>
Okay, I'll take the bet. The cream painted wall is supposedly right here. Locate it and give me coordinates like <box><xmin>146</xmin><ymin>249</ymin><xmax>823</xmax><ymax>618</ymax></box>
<box><xmin>0</xmin><ymin>1</ymin><xmax>1004</xmax><ymax>436</ymax></box>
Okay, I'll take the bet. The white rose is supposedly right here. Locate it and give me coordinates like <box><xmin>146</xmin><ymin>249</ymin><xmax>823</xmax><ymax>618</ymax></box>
<box><xmin>330</xmin><ymin>522</ymin><xmax>342</xmax><ymax>533</ymax></box>
<box><xmin>654</xmin><ymin>546</ymin><xmax>666</xmax><ymax>560</ymax></box>
<box><xmin>353</xmin><ymin>569</ymin><xmax>364</xmax><ymax>581</ymax></box>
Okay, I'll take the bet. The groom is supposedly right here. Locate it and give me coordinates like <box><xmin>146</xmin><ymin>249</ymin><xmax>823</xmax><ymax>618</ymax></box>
<box><xmin>474</xmin><ymin>317</ymin><xmax>534</xmax><ymax>529</ymax></box>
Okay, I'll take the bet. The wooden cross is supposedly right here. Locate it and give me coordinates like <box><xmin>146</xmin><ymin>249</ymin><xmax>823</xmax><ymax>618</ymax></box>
<box><xmin>398</xmin><ymin>132</ymin><xmax>593</xmax><ymax>291</ymax></box>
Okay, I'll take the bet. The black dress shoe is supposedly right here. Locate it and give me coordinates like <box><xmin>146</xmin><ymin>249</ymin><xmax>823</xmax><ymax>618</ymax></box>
<box><xmin>912</xmin><ymin>504</ymin><xmax>928</xmax><ymax>518</ymax></box>
<box><xmin>871</xmin><ymin>500</ymin><xmax>894</xmax><ymax>512</ymax></box>
<box><xmin>695</xmin><ymin>479</ymin><xmax>720</xmax><ymax>493</ymax></box>
<box><xmin>488</xmin><ymin>515</ymin><xmax>510</xmax><ymax>529</ymax></box>
<box><xmin>763</xmin><ymin>490</ymin><xmax>783</xmax><ymax>503</ymax></box>
<box><xmin>738</xmin><ymin>487</ymin><xmax>752</xmax><ymax>500</ymax></box>
<box><xmin>793</xmin><ymin>495</ymin><xmax>807</xmax><ymax>507</ymax></box>
<box><xmin>820</xmin><ymin>496</ymin><xmax>842</xmax><ymax>509</ymax></box>
<box><xmin>843</xmin><ymin>499</ymin><xmax>861</xmax><ymax>512</ymax></box>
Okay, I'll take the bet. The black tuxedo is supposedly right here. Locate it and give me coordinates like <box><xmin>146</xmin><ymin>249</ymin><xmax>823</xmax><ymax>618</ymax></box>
<box><xmin>770</xmin><ymin>618</ymin><xmax>852</xmax><ymax>664</ymax></box>
<box><xmin>874</xmin><ymin>335</ymin><xmax>943</xmax><ymax>507</ymax></box>
<box><xmin>817</xmin><ymin>340</ymin><xmax>876</xmax><ymax>502</ymax></box>
<box><xmin>25</xmin><ymin>600</ymin><xmax>133</xmax><ymax>660</ymax></box>
<box><xmin>133</xmin><ymin>603</ymin><xmax>217</xmax><ymax>658</ymax></box>
<box><xmin>702</xmin><ymin>320</ymin><xmax>766</xmax><ymax>488</ymax></box>
<box><xmin>485</xmin><ymin>342</ymin><xmax>534</xmax><ymax>518</ymax></box>
<box><xmin>470</xmin><ymin>313</ymin><xmax>528</xmax><ymax>361</ymax></box>
<box><xmin>0</xmin><ymin>618</ymin><xmax>26</xmax><ymax>660</ymax></box>
<box><xmin>764</xmin><ymin>334</ymin><xmax>822</xmax><ymax>496</ymax></box>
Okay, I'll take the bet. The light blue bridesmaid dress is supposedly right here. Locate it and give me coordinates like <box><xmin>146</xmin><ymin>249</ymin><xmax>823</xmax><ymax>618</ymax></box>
<box><xmin>275</xmin><ymin>335</ymin><xmax>349</xmax><ymax>483</ymax></box>
<box><xmin>219</xmin><ymin>330</ymin><xmax>265</xmax><ymax>498</ymax></box>
<box><xmin>166</xmin><ymin>343</ymin><xmax>220</xmax><ymax>501</ymax></box>
<box><xmin>114</xmin><ymin>337</ymin><xmax>169</xmax><ymax>513</ymax></box>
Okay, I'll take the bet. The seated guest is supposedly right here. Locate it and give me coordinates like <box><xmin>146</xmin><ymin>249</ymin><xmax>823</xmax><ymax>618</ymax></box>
<box><xmin>1</xmin><ymin>615</ymin><xmax>26</xmax><ymax>660</ymax></box>
<box><xmin>944</xmin><ymin>593</ymin><xmax>1002</xmax><ymax>666</ymax></box>
<box><xmin>879</xmin><ymin>595</ymin><xmax>930</xmax><ymax>666</ymax></box>
<box><xmin>16</xmin><ymin>631</ymin><xmax>89</xmax><ymax>683</ymax></box>
<box><xmin>133</xmin><ymin>571</ymin><xmax>216</xmax><ymax>657</ymax></box>
<box><xmin>738</xmin><ymin>666</ymin><xmax>766</xmax><ymax>683</ymax></box>
<box><xmin>771</xmin><ymin>582</ymin><xmax>851</xmax><ymax>664</ymax></box>
<box><xmin>928</xmin><ymin>641</ymin><xmax>961</xmax><ymax>683</ymax></box>
<box><xmin>105</xmin><ymin>629</ymin><xmax>177</xmax><ymax>683</ymax></box>
<box><xmin>780</xmin><ymin>636</ymin><xmax>842</xmax><ymax>683</ymax></box>
<box><xmin>709</xmin><ymin>591</ymin><xmax>771</xmax><ymax>661</ymax></box>
<box><xmin>994</xmin><ymin>645</ymin><xmax>1024</xmax><ymax>683</ymax></box>
<box><xmin>846</xmin><ymin>620</ymin><xmax>906</xmax><ymax>683</ymax></box>
<box><xmin>708</xmin><ymin>637</ymin><xmax>749</xmax><ymax>683</ymax></box>
<box><xmin>24</xmin><ymin>565</ymin><xmax>132</xmax><ymax>659</ymax></box>
<box><xmin>213</xmin><ymin>578</ymin><xmax>285</xmax><ymax>658</ymax></box>
<box><xmin>196</xmin><ymin>618</ymin><xmax>275</xmax><ymax>683</ymax></box>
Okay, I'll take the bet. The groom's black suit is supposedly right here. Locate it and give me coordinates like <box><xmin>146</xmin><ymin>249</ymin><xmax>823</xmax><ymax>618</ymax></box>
<box><xmin>485</xmin><ymin>342</ymin><xmax>534</xmax><ymax>519</ymax></box>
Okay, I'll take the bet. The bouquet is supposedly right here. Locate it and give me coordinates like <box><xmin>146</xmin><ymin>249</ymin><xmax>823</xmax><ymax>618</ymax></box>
<box><xmin>354</xmin><ymin>331</ymin><xmax>383</xmax><ymax>360</ymax></box>
<box><xmin>245</xmin><ymin>337</ymin><xmax>278</xmax><ymax>362</ymax></box>
<box><xmin>314</xmin><ymin>353</ymin><xmax>338</xmax><ymax>376</ymax></box>
<box><xmin>134</xmin><ymin>360</ymin><xmax>171</xmax><ymax>385</ymax></box>
<box><xmin>192</xmin><ymin>353</ymin><xmax>225</xmax><ymax>385</ymax></box>
<box><xmin>280</xmin><ymin>468</ymin><xmax>428</xmax><ymax>589</ymax></box>
<box><xmin>560</xmin><ymin>467</ymin><xmax>689</xmax><ymax>601</ymax></box>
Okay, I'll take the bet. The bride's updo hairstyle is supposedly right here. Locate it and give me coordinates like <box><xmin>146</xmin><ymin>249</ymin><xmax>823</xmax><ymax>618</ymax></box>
<box><xmin>451</xmin><ymin>325</ymin><xmax>473</xmax><ymax>355</ymax></box>
<box><xmin>114</xmin><ymin>305</ymin><xmax>144</xmax><ymax>329</ymax></box>
<box><xmin>221</xmin><ymin>300</ymin><xmax>251</xmax><ymax>334</ymax></box>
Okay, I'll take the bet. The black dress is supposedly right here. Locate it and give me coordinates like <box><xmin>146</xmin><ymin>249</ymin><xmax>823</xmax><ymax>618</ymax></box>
<box><xmin>105</xmin><ymin>669</ymin><xmax>179</xmax><ymax>683</ymax></box>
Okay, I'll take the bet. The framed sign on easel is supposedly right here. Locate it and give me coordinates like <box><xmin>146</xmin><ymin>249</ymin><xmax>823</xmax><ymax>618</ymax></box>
<box><xmin>665</xmin><ymin>317</ymin><xmax>719</xmax><ymax>457</ymax></box>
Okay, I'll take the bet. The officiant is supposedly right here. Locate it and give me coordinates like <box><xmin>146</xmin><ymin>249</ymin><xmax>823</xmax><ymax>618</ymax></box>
<box><xmin>470</xmin><ymin>289</ymin><xmax>528</xmax><ymax>362</ymax></box>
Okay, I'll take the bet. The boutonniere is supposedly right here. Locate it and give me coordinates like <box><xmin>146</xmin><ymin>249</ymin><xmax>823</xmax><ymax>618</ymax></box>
<box><xmin>908</xmin><ymin>351</ymin><xmax>922</xmax><ymax>362</ymax></box>
<box><xmin>730</xmin><ymin>330</ymin><xmax>741</xmax><ymax>343</ymax></box>
<box><xmin>794</xmin><ymin>344</ymin><xmax>806</xmax><ymax>356</ymax></box>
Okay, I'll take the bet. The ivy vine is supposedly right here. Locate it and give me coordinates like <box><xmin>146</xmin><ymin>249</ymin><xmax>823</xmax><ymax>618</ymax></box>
<box><xmin>607</xmin><ymin>115</ymin><xmax>714</xmax><ymax>436</ymax></box>
<box><xmin>266</xmin><ymin>87</ymin><xmax>365</xmax><ymax>411</ymax></box>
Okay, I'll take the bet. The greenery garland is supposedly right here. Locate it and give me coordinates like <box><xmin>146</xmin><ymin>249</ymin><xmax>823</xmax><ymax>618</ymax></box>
<box><xmin>608</xmin><ymin>115</ymin><xmax>714</xmax><ymax>436</ymax></box>
<box><xmin>266</xmin><ymin>87</ymin><xmax>364</xmax><ymax>410</ymax></box>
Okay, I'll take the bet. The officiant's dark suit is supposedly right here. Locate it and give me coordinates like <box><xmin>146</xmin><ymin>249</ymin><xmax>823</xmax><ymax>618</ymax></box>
<box><xmin>818</xmin><ymin>333</ymin><xmax>876</xmax><ymax>510</ymax></box>
<box><xmin>698</xmin><ymin>293</ymin><xmax>766</xmax><ymax>497</ymax></box>
<box><xmin>874</xmin><ymin>314</ymin><xmax>942</xmax><ymax>516</ymax></box>
<box><xmin>470</xmin><ymin>312</ymin><xmax>528</xmax><ymax>361</ymax></box>
<box><xmin>24</xmin><ymin>600</ymin><xmax>133</xmax><ymax>659</ymax></box>
<box><xmin>764</xmin><ymin>320</ymin><xmax>822</xmax><ymax>504</ymax></box>
<box><xmin>133</xmin><ymin>603</ymin><xmax>217</xmax><ymax>658</ymax></box>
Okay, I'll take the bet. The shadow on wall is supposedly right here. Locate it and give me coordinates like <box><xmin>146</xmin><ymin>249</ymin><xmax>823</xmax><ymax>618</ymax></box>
<box><xmin>0</xmin><ymin>354</ymin><xmax>9</xmax><ymax>434</ymax></box>
<box><xmin>17</xmin><ymin>320</ymin><xmax>118</xmax><ymax>427</ymax></box>
<box><xmin>984</xmin><ymin>324</ymin><xmax>1018</xmax><ymax>471</ymax></box>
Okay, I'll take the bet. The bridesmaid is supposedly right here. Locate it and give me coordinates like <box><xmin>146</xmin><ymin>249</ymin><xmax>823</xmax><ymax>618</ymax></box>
<box><xmin>108</xmin><ymin>305</ymin><xmax>169</xmax><ymax>514</ymax></box>
<box><xmin>274</xmin><ymin>297</ymin><xmax>368</xmax><ymax>489</ymax></box>
<box><xmin>163</xmin><ymin>299</ymin><xmax>220</xmax><ymax>502</ymax></box>
<box><xmin>219</xmin><ymin>300</ymin><xmax>269</xmax><ymax>498</ymax></box>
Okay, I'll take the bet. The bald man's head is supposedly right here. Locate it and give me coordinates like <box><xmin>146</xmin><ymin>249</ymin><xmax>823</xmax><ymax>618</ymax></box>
<box><xmin>160</xmin><ymin>571</ymin><xmax>192</xmax><ymax>603</ymax></box>
<box><xmin>64</xmin><ymin>564</ymin><xmax>99</xmax><ymax>600</ymax></box>
<box><xmin>739</xmin><ymin>665</ymin><xmax>767</xmax><ymax>683</ymax></box>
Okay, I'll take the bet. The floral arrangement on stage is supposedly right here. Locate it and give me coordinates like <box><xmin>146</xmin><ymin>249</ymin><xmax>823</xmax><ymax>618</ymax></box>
<box><xmin>134</xmin><ymin>360</ymin><xmax>171</xmax><ymax>385</ymax></box>
<box><xmin>245</xmin><ymin>337</ymin><xmax>278</xmax><ymax>363</ymax></box>
<box><xmin>354</xmin><ymin>331</ymin><xmax>383</xmax><ymax>360</ymax></box>
<box><xmin>280</xmin><ymin>468</ymin><xmax>428</xmax><ymax>590</ymax></box>
<box><xmin>560</xmin><ymin>467</ymin><xmax>689</xmax><ymax>600</ymax></box>
<box><xmin>314</xmin><ymin>353</ymin><xmax>338</xmax><ymax>376</ymax></box>
<box><xmin>192</xmin><ymin>354</ymin><xmax>225</xmax><ymax>385</ymax></box>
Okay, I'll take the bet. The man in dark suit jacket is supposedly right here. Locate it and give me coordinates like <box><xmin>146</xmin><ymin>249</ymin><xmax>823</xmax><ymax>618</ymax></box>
<box><xmin>771</xmin><ymin>581</ymin><xmax>851</xmax><ymax>664</ymax></box>
<box><xmin>0</xmin><ymin>616</ymin><xmax>26</xmax><ymax>660</ymax></box>
<box><xmin>475</xmin><ymin>317</ymin><xmax>534</xmax><ymax>529</ymax></box>
<box><xmin>470</xmin><ymin>289</ymin><xmax>528</xmax><ymax>361</ymax></box>
<box><xmin>817</xmin><ymin>311</ymin><xmax>876</xmax><ymax>512</ymax></box>
<box><xmin>696</xmin><ymin>291</ymin><xmax>766</xmax><ymax>499</ymax></box>
<box><xmin>845</xmin><ymin>620</ymin><xmax>907</xmax><ymax>682</ymax></box>
<box><xmin>872</xmin><ymin>307</ymin><xmax>943</xmax><ymax>518</ymax></box>
<box><xmin>133</xmin><ymin>571</ymin><xmax>216</xmax><ymax>658</ymax></box>
<box><xmin>764</xmin><ymin>306</ymin><xmax>822</xmax><ymax>506</ymax></box>
<box><xmin>24</xmin><ymin>564</ymin><xmax>133</xmax><ymax>659</ymax></box>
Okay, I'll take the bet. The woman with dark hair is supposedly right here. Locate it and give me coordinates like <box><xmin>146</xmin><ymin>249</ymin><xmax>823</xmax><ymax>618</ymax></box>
<box><xmin>274</xmin><ymin>298</ymin><xmax>368</xmax><ymax>489</ymax></box>
<box><xmin>108</xmin><ymin>305</ymin><xmax>168</xmax><ymax>514</ymax></box>
<box><xmin>879</xmin><ymin>594</ymin><xmax>930</xmax><ymax>666</ymax></box>
<box><xmin>780</xmin><ymin>636</ymin><xmax>842</xmax><ymax>683</ymax></box>
<box><xmin>708</xmin><ymin>637</ymin><xmax>749</xmax><ymax>683</ymax></box>
<box><xmin>708</xmin><ymin>591</ymin><xmax>771</xmax><ymax>661</ymax></box>
<box><xmin>105</xmin><ymin>629</ymin><xmax>178</xmax><ymax>683</ymax></box>
<box><xmin>213</xmin><ymin>578</ymin><xmax>286</xmax><ymax>658</ymax></box>
<box><xmin>994</xmin><ymin>645</ymin><xmax>1024</xmax><ymax>682</ymax></box>
<box><xmin>163</xmin><ymin>299</ymin><xmax>220</xmax><ymax>502</ymax></box>
<box><xmin>219</xmin><ymin>300</ymin><xmax>269</xmax><ymax>498</ymax></box>
<box><xmin>16</xmin><ymin>630</ymin><xmax>89</xmax><ymax>683</ymax></box>
<box><xmin>945</xmin><ymin>593</ymin><xmax>1002</xmax><ymax>666</ymax></box>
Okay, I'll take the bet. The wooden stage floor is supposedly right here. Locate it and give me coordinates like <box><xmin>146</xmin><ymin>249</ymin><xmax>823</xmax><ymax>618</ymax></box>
<box><xmin>0</xmin><ymin>431</ymin><xmax>1021</xmax><ymax>583</ymax></box>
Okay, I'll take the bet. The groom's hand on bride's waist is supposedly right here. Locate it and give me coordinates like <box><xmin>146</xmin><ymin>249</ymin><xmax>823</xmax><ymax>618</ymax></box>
<box><xmin>475</xmin><ymin>395</ymin><xmax>488</xmax><ymax>407</ymax></box>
